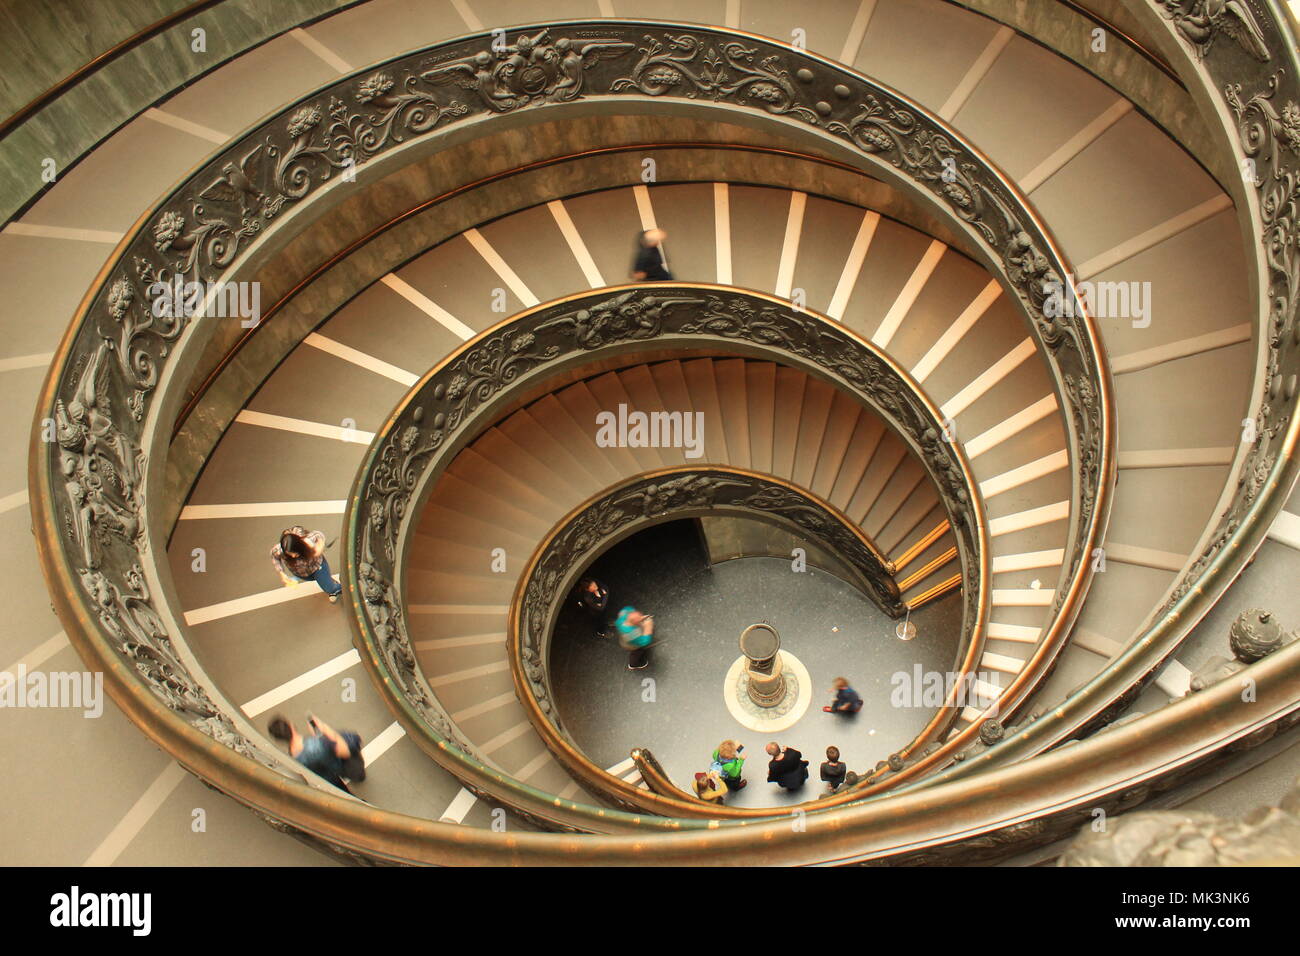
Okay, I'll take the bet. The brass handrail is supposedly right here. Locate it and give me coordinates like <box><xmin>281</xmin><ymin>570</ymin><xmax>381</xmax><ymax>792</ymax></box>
<box><xmin>0</xmin><ymin>0</ymin><xmax>228</xmax><ymax>141</ymax></box>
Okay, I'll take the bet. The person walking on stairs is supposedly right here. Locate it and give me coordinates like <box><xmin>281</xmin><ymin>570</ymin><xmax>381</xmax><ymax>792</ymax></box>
<box><xmin>268</xmin><ymin>713</ymin><xmax>364</xmax><ymax>794</ymax></box>
<box><xmin>631</xmin><ymin>228</ymin><xmax>673</xmax><ymax>281</ymax></box>
<box><xmin>270</xmin><ymin>526</ymin><xmax>342</xmax><ymax>602</ymax></box>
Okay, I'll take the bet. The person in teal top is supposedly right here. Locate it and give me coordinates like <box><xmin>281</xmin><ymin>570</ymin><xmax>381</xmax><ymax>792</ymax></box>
<box><xmin>614</xmin><ymin>605</ymin><xmax>656</xmax><ymax>668</ymax></box>
<box><xmin>614</xmin><ymin>606</ymin><xmax>654</xmax><ymax>646</ymax></box>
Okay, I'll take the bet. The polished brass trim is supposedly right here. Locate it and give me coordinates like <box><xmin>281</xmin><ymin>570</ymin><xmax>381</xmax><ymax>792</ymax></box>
<box><xmin>891</xmin><ymin>520</ymin><xmax>951</xmax><ymax>573</ymax></box>
<box><xmin>905</xmin><ymin>574</ymin><xmax>964</xmax><ymax>610</ymax></box>
<box><xmin>897</xmin><ymin>548</ymin><xmax>959</xmax><ymax>594</ymax></box>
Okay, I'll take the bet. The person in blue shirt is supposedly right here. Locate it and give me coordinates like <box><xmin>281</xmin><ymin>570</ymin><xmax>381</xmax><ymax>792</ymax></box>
<box><xmin>824</xmin><ymin>676</ymin><xmax>863</xmax><ymax>714</ymax></box>
<box><xmin>269</xmin><ymin>713</ymin><xmax>363</xmax><ymax>793</ymax></box>
<box><xmin>614</xmin><ymin>605</ymin><xmax>656</xmax><ymax>669</ymax></box>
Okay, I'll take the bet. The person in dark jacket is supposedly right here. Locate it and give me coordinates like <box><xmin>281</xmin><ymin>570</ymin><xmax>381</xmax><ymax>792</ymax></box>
<box><xmin>824</xmin><ymin>676</ymin><xmax>863</xmax><ymax>714</ymax></box>
<box><xmin>631</xmin><ymin>228</ymin><xmax>672</xmax><ymax>281</ymax></box>
<box><xmin>820</xmin><ymin>745</ymin><xmax>847</xmax><ymax>794</ymax></box>
<box><xmin>575</xmin><ymin>577</ymin><xmax>610</xmax><ymax>638</ymax></box>
<box><xmin>765</xmin><ymin>741</ymin><xmax>809</xmax><ymax>791</ymax></box>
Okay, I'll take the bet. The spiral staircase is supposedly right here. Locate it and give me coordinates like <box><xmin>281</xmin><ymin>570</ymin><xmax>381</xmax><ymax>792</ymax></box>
<box><xmin>4</xmin><ymin>0</ymin><xmax>1299</xmax><ymax>865</ymax></box>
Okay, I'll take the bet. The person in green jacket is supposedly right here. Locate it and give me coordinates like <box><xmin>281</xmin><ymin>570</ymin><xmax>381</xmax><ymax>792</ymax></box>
<box><xmin>712</xmin><ymin>739</ymin><xmax>746</xmax><ymax>792</ymax></box>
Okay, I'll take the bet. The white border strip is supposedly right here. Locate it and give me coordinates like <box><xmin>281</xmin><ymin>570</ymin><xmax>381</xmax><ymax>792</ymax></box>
<box><xmin>380</xmin><ymin>273</ymin><xmax>475</xmax><ymax>340</ymax></box>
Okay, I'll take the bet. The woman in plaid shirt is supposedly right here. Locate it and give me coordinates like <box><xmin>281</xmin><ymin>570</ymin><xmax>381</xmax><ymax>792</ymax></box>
<box><xmin>270</xmin><ymin>526</ymin><xmax>343</xmax><ymax>602</ymax></box>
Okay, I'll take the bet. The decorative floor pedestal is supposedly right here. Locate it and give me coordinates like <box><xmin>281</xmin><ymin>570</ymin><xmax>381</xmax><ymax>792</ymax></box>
<box><xmin>722</xmin><ymin>650</ymin><xmax>813</xmax><ymax>733</ymax></box>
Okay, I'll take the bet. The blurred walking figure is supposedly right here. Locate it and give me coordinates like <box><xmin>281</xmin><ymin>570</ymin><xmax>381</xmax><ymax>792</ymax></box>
<box><xmin>271</xmin><ymin>526</ymin><xmax>342</xmax><ymax>602</ymax></box>
<box><xmin>823</xmin><ymin>676</ymin><xmax>863</xmax><ymax>714</ymax></box>
<box><xmin>268</xmin><ymin>713</ymin><xmax>364</xmax><ymax>794</ymax></box>
<box><xmin>631</xmin><ymin>228</ymin><xmax>672</xmax><ymax>281</ymax></box>
<box><xmin>765</xmin><ymin>741</ymin><xmax>809</xmax><ymax>791</ymax></box>
<box><xmin>575</xmin><ymin>576</ymin><xmax>610</xmax><ymax>638</ymax></box>
<box><xmin>820</xmin><ymin>745</ymin><xmax>847</xmax><ymax>794</ymax></box>
<box><xmin>692</xmin><ymin>769</ymin><xmax>728</xmax><ymax>805</ymax></box>
<box><xmin>711</xmin><ymin>739</ymin><xmax>747</xmax><ymax>792</ymax></box>
<box><xmin>614</xmin><ymin>604</ymin><xmax>656</xmax><ymax>669</ymax></box>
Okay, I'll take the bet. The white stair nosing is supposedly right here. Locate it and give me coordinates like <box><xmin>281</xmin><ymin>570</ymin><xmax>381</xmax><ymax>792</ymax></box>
<box><xmin>240</xmin><ymin>649</ymin><xmax>361</xmax><ymax>718</ymax></box>
<box><xmin>827</xmin><ymin>209</ymin><xmax>880</xmax><ymax>320</ymax></box>
<box><xmin>306</xmin><ymin>331</ymin><xmax>420</xmax><ymax>385</ymax></box>
<box><xmin>940</xmin><ymin>337</ymin><xmax>1035</xmax><ymax>419</ymax></box>
<box><xmin>991</xmin><ymin>587</ymin><xmax>1055</xmax><ymax>607</ymax></box>
<box><xmin>713</xmin><ymin>182</ymin><xmax>733</xmax><ymax>285</ymax></box>
<box><xmin>939</xmin><ymin>26</ymin><xmax>1014</xmax><ymax>120</ymax></box>
<box><xmin>1076</xmin><ymin>193</ymin><xmax>1234</xmax><ymax>280</ymax></box>
<box><xmin>980</xmin><ymin>651</ymin><xmax>1025</xmax><ymax>674</ymax></box>
<box><xmin>1111</xmin><ymin>323</ymin><xmax>1252</xmax><ymax>375</ymax></box>
<box><xmin>547</xmin><ymin>199</ymin><xmax>605</xmax><ymax>288</ymax></box>
<box><xmin>1102</xmin><ymin>542</ymin><xmax>1187</xmax><ymax>573</ymax></box>
<box><xmin>1155</xmin><ymin>659</ymin><xmax>1194</xmax><ymax>698</ymax></box>
<box><xmin>1073</xmin><ymin>628</ymin><xmax>1124</xmax><ymax>659</ymax></box>
<box><xmin>872</xmin><ymin>239</ymin><xmax>945</xmax><ymax>349</ymax></box>
<box><xmin>838</xmin><ymin>0</ymin><xmax>878</xmax><ymax>64</ymax></box>
<box><xmin>912</xmin><ymin>280</ymin><xmax>1001</xmax><ymax>383</ymax></box>
<box><xmin>632</xmin><ymin>183</ymin><xmax>657</xmax><ymax>231</ymax></box>
<box><xmin>360</xmin><ymin>721</ymin><xmax>406</xmax><ymax>764</ymax></box>
<box><xmin>1267</xmin><ymin>510</ymin><xmax>1300</xmax><ymax>551</ymax></box>
<box><xmin>991</xmin><ymin>548</ymin><xmax>1065</xmax><ymax>573</ymax></box>
<box><xmin>380</xmin><ymin>272</ymin><xmax>476</xmax><ymax>340</ymax></box>
<box><xmin>774</xmin><ymin>191</ymin><xmax>807</xmax><ymax>299</ymax></box>
<box><xmin>965</xmin><ymin>394</ymin><xmax>1058</xmax><ymax>460</ymax></box>
<box><xmin>427</xmin><ymin>659</ymin><xmax>511</xmax><ymax>688</ymax></box>
<box><xmin>979</xmin><ymin>449</ymin><xmax>1069</xmax><ymax>499</ymax></box>
<box><xmin>986</xmin><ymin>621</ymin><xmax>1041</xmax><ymax>643</ymax></box>
<box><xmin>235</xmin><ymin>409</ymin><xmax>374</xmax><ymax>444</ymax></box>
<box><xmin>1020</xmin><ymin>99</ymin><xmax>1132</xmax><ymax>194</ymax></box>
<box><xmin>463</xmin><ymin>228</ymin><xmax>539</xmax><ymax>307</ymax></box>
<box><xmin>988</xmin><ymin>500</ymin><xmax>1069</xmax><ymax>537</ymax></box>
<box><xmin>439</xmin><ymin>787</ymin><xmax>478</xmax><ymax>824</ymax></box>
<box><xmin>1118</xmin><ymin>447</ymin><xmax>1236</xmax><ymax>469</ymax></box>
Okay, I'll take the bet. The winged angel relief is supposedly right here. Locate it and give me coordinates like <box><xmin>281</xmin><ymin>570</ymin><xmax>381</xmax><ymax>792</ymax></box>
<box><xmin>1156</xmin><ymin>0</ymin><xmax>1271</xmax><ymax>61</ymax></box>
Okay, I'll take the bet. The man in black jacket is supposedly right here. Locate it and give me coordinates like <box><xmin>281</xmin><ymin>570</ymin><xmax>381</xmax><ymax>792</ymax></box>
<box><xmin>765</xmin><ymin>741</ymin><xmax>809</xmax><ymax>791</ymax></box>
<box><xmin>631</xmin><ymin>229</ymin><xmax>672</xmax><ymax>281</ymax></box>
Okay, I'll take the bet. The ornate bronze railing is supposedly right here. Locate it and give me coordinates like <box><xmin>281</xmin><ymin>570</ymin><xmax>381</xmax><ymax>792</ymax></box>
<box><xmin>348</xmin><ymin>286</ymin><xmax>989</xmax><ymax>822</ymax></box>
<box><xmin>31</xmin><ymin>20</ymin><xmax>1127</xmax><ymax>857</ymax></box>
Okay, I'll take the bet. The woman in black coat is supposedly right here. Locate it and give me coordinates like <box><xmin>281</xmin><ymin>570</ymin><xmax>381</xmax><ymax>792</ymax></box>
<box><xmin>765</xmin><ymin>742</ymin><xmax>809</xmax><ymax>791</ymax></box>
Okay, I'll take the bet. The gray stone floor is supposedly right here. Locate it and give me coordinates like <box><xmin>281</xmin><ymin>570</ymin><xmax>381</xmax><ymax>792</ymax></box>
<box><xmin>550</xmin><ymin>521</ymin><xmax>963</xmax><ymax>809</ymax></box>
